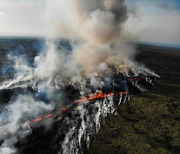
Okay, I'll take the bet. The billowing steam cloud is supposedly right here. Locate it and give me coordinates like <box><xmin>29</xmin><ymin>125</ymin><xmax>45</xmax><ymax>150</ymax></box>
<box><xmin>0</xmin><ymin>95</ymin><xmax>54</xmax><ymax>154</ymax></box>
<box><xmin>44</xmin><ymin>0</ymin><xmax>129</xmax><ymax>70</ymax></box>
<box><xmin>40</xmin><ymin>0</ymin><xmax>155</xmax><ymax>81</ymax></box>
<box><xmin>0</xmin><ymin>0</ymin><xmax>158</xmax><ymax>153</ymax></box>
<box><xmin>34</xmin><ymin>0</ymin><xmax>134</xmax><ymax>97</ymax></box>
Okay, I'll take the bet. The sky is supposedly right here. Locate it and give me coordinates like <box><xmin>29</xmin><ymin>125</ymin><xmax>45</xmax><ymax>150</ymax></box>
<box><xmin>125</xmin><ymin>0</ymin><xmax>180</xmax><ymax>45</ymax></box>
<box><xmin>0</xmin><ymin>0</ymin><xmax>180</xmax><ymax>45</ymax></box>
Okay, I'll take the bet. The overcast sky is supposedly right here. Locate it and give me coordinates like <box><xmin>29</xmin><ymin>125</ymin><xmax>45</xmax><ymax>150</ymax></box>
<box><xmin>0</xmin><ymin>0</ymin><xmax>45</xmax><ymax>36</ymax></box>
<box><xmin>0</xmin><ymin>0</ymin><xmax>180</xmax><ymax>45</ymax></box>
<box><xmin>125</xmin><ymin>0</ymin><xmax>180</xmax><ymax>45</ymax></box>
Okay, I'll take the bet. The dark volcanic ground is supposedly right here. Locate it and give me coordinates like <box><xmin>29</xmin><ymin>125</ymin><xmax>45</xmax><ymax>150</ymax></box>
<box><xmin>88</xmin><ymin>45</ymin><xmax>180</xmax><ymax>154</ymax></box>
<box><xmin>0</xmin><ymin>38</ymin><xmax>179</xmax><ymax>154</ymax></box>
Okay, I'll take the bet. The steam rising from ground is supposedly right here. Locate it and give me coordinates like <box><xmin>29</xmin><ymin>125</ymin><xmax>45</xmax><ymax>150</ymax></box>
<box><xmin>61</xmin><ymin>97</ymin><xmax>116</xmax><ymax>154</ymax></box>
<box><xmin>0</xmin><ymin>95</ymin><xmax>54</xmax><ymax>154</ymax></box>
<box><xmin>41</xmin><ymin>0</ymin><xmax>155</xmax><ymax>80</ymax></box>
<box><xmin>44</xmin><ymin>0</ymin><xmax>128</xmax><ymax>71</ymax></box>
<box><xmin>0</xmin><ymin>0</ymin><xmax>158</xmax><ymax>153</ymax></box>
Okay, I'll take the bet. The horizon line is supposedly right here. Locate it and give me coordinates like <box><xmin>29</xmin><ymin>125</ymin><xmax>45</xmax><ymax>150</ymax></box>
<box><xmin>0</xmin><ymin>35</ymin><xmax>179</xmax><ymax>49</ymax></box>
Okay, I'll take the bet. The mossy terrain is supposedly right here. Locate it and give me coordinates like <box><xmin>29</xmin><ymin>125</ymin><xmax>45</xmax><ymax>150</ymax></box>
<box><xmin>88</xmin><ymin>45</ymin><xmax>180</xmax><ymax>154</ymax></box>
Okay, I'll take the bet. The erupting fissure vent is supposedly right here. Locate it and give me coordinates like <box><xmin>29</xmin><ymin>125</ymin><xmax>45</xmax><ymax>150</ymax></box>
<box><xmin>0</xmin><ymin>1</ymin><xmax>161</xmax><ymax>153</ymax></box>
<box><xmin>13</xmin><ymin>71</ymin><xmax>159</xmax><ymax>154</ymax></box>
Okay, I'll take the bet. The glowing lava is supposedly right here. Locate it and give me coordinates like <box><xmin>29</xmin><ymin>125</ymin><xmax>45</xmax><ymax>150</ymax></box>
<box><xmin>31</xmin><ymin>91</ymin><xmax>127</xmax><ymax>123</ymax></box>
<box><xmin>32</xmin><ymin>117</ymin><xmax>43</xmax><ymax>123</ymax></box>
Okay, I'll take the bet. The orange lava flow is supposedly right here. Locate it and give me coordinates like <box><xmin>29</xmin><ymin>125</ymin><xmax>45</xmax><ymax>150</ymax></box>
<box><xmin>32</xmin><ymin>91</ymin><xmax>127</xmax><ymax>123</ymax></box>
<box><xmin>61</xmin><ymin>107</ymin><xmax>68</xmax><ymax>112</ymax></box>
<box><xmin>119</xmin><ymin>92</ymin><xmax>127</xmax><ymax>95</ymax></box>
<box><xmin>45</xmin><ymin>114</ymin><xmax>53</xmax><ymax>118</ymax></box>
<box><xmin>75</xmin><ymin>92</ymin><xmax>115</xmax><ymax>103</ymax></box>
<box><xmin>32</xmin><ymin>117</ymin><xmax>43</xmax><ymax>122</ymax></box>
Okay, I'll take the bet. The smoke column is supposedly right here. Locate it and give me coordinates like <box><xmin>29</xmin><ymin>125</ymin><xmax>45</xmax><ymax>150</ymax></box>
<box><xmin>0</xmin><ymin>0</ymin><xmax>159</xmax><ymax>153</ymax></box>
<box><xmin>36</xmin><ymin>0</ymin><xmax>156</xmax><ymax>92</ymax></box>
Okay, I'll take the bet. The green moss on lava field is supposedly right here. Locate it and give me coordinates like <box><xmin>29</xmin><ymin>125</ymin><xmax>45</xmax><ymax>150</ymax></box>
<box><xmin>88</xmin><ymin>45</ymin><xmax>180</xmax><ymax>154</ymax></box>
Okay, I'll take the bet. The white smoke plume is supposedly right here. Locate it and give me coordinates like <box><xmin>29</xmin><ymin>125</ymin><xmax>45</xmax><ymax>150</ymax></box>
<box><xmin>0</xmin><ymin>0</ymin><xmax>158</xmax><ymax>92</ymax></box>
<box><xmin>0</xmin><ymin>95</ymin><xmax>54</xmax><ymax>154</ymax></box>
<box><xmin>61</xmin><ymin>97</ymin><xmax>115</xmax><ymax>154</ymax></box>
<box><xmin>0</xmin><ymin>54</ymin><xmax>36</xmax><ymax>90</ymax></box>
<box><xmin>0</xmin><ymin>0</ymin><xmax>159</xmax><ymax>153</ymax></box>
<box><xmin>36</xmin><ymin>0</ymin><xmax>156</xmax><ymax>87</ymax></box>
